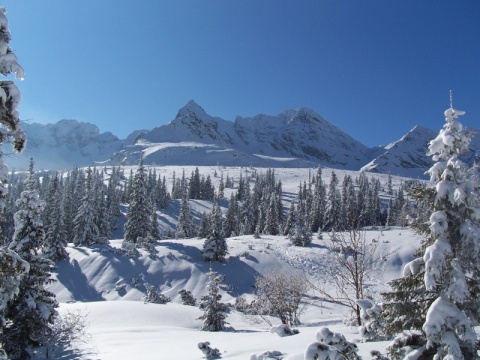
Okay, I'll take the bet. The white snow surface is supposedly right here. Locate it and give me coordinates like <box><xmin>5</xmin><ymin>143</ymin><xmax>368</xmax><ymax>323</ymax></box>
<box><xmin>54</xmin><ymin>227</ymin><xmax>417</xmax><ymax>359</ymax></box>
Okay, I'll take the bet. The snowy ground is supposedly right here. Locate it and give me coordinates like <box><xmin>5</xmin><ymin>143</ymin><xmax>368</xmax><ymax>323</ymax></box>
<box><xmin>50</xmin><ymin>228</ymin><xmax>423</xmax><ymax>359</ymax></box>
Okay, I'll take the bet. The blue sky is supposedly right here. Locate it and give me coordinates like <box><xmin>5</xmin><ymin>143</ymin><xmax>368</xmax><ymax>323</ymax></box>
<box><xmin>3</xmin><ymin>1</ymin><xmax>480</xmax><ymax>147</ymax></box>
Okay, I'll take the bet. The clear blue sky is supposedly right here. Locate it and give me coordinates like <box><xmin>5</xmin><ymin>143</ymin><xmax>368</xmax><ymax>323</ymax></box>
<box><xmin>3</xmin><ymin>1</ymin><xmax>480</xmax><ymax>147</ymax></box>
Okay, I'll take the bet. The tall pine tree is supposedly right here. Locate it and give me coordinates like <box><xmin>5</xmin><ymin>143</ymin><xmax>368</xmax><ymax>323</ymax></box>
<box><xmin>3</xmin><ymin>160</ymin><xmax>57</xmax><ymax>359</ymax></box>
<box><xmin>384</xmin><ymin>95</ymin><xmax>480</xmax><ymax>359</ymax></box>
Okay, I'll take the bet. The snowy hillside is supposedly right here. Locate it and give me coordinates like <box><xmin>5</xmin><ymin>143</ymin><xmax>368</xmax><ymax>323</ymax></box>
<box><xmin>52</xmin><ymin>228</ymin><xmax>422</xmax><ymax>360</ymax></box>
<box><xmin>361</xmin><ymin>126</ymin><xmax>438</xmax><ymax>178</ymax></box>
<box><xmin>8</xmin><ymin>101</ymin><xmax>479</xmax><ymax>177</ymax></box>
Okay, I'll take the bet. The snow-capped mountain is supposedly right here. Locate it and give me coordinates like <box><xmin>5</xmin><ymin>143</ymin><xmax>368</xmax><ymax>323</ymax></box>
<box><xmin>6</xmin><ymin>101</ymin><xmax>479</xmax><ymax>178</ymax></box>
<box><xmin>110</xmin><ymin>100</ymin><xmax>371</xmax><ymax>170</ymax></box>
<box><xmin>361</xmin><ymin>126</ymin><xmax>439</xmax><ymax>179</ymax></box>
<box><xmin>9</xmin><ymin>120</ymin><xmax>127</xmax><ymax>171</ymax></box>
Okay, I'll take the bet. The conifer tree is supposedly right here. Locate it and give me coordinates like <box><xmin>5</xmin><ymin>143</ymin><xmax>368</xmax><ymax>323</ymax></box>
<box><xmin>384</xmin><ymin>97</ymin><xmax>480</xmax><ymax>359</ymax></box>
<box><xmin>289</xmin><ymin>197</ymin><xmax>312</xmax><ymax>247</ymax></box>
<box><xmin>73</xmin><ymin>168</ymin><xmax>99</xmax><ymax>246</ymax></box>
<box><xmin>224</xmin><ymin>193</ymin><xmax>239</xmax><ymax>238</ymax></box>
<box><xmin>124</xmin><ymin>158</ymin><xmax>151</xmax><ymax>244</ymax></box>
<box><xmin>263</xmin><ymin>194</ymin><xmax>279</xmax><ymax>235</ymax></box>
<box><xmin>197</xmin><ymin>211</ymin><xmax>210</xmax><ymax>238</ymax></box>
<box><xmin>198</xmin><ymin>270</ymin><xmax>228</xmax><ymax>331</ymax></box>
<box><xmin>0</xmin><ymin>7</ymin><xmax>25</xmax><ymax>213</ymax></box>
<box><xmin>325</xmin><ymin>171</ymin><xmax>342</xmax><ymax>231</ymax></box>
<box><xmin>3</xmin><ymin>160</ymin><xmax>57</xmax><ymax>359</ymax></box>
<box><xmin>42</xmin><ymin>175</ymin><xmax>68</xmax><ymax>262</ymax></box>
<box><xmin>176</xmin><ymin>193</ymin><xmax>196</xmax><ymax>239</ymax></box>
<box><xmin>202</xmin><ymin>199</ymin><xmax>227</xmax><ymax>262</ymax></box>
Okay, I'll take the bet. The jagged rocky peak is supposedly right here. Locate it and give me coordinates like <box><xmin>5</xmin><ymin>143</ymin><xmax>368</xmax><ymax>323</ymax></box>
<box><xmin>175</xmin><ymin>100</ymin><xmax>210</xmax><ymax>120</ymax></box>
<box><xmin>284</xmin><ymin>107</ymin><xmax>325</xmax><ymax>124</ymax></box>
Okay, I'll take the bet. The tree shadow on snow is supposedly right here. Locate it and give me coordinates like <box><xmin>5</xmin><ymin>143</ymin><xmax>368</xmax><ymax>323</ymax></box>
<box><xmin>55</xmin><ymin>259</ymin><xmax>105</xmax><ymax>302</ymax></box>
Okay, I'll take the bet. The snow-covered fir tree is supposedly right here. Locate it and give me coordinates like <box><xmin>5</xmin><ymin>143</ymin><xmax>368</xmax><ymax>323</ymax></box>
<box><xmin>197</xmin><ymin>211</ymin><xmax>210</xmax><ymax>238</ymax></box>
<box><xmin>42</xmin><ymin>174</ymin><xmax>68</xmax><ymax>262</ymax></box>
<box><xmin>288</xmin><ymin>197</ymin><xmax>312</xmax><ymax>247</ymax></box>
<box><xmin>385</xmin><ymin>97</ymin><xmax>480</xmax><ymax>359</ymax></box>
<box><xmin>124</xmin><ymin>158</ymin><xmax>152</xmax><ymax>244</ymax></box>
<box><xmin>3</xmin><ymin>160</ymin><xmax>57</xmax><ymax>359</ymax></box>
<box><xmin>176</xmin><ymin>193</ymin><xmax>196</xmax><ymax>239</ymax></box>
<box><xmin>325</xmin><ymin>170</ymin><xmax>342</xmax><ymax>231</ymax></box>
<box><xmin>224</xmin><ymin>193</ymin><xmax>239</xmax><ymax>237</ymax></box>
<box><xmin>73</xmin><ymin>168</ymin><xmax>100</xmax><ymax>246</ymax></box>
<box><xmin>202</xmin><ymin>199</ymin><xmax>227</xmax><ymax>262</ymax></box>
<box><xmin>263</xmin><ymin>194</ymin><xmax>279</xmax><ymax>235</ymax></box>
<box><xmin>0</xmin><ymin>7</ymin><xmax>25</xmax><ymax>213</ymax></box>
<box><xmin>198</xmin><ymin>270</ymin><xmax>228</xmax><ymax>331</ymax></box>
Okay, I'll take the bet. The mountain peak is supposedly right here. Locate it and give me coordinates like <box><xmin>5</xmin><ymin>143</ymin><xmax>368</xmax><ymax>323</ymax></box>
<box><xmin>176</xmin><ymin>100</ymin><xmax>208</xmax><ymax>119</ymax></box>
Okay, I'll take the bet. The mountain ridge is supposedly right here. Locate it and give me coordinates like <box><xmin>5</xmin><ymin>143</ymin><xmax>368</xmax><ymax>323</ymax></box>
<box><xmin>7</xmin><ymin>100</ymin><xmax>479</xmax><ymax>178</ymax></box>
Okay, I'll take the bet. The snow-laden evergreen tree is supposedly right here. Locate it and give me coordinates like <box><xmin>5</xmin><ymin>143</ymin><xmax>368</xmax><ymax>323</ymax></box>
<box><xmin>198</xmin><ymin>270</ymin><xmax>228</xmax><ymax>331</ymax></box>
<box><xmin>3</xmin><ymin>160</ymin><xmax>57</xmax><ymax>359</ymax></box>
<box><xmin>0</xmin><ymin>247</ymin><xmax>28</xmax><ymax>328</ymax></box>
<box><xmin>73</xmin><ymin>168</ymin><xmax>99</xmax><ymax>246</ymax></box>
<box><xmin>176</xmin><ymin>193</ymin><xmax>196</xmax><ymax>239</ymax></box>
<box><xmin>283</xmin><ymin>202</ymin><xmax>295</xmax><ymax>236</ymax></box>
<box><xmin>263</xmin><ymin>194</ymin><xmax>279</xmax><ymax>235</ymax></box>
<box><xmin>124</xmin><ymin>158</ymin><xmax>151</xmax><ymax>244</ymax></box>
<box><xmin>202</xmin><ymin>199</ymin><xmax>227</xmax><ymax>262</ymax></box>
<box><xmin>0</xmin><ymin>7</ymin><xmax>25</xmax><ymax>214</ymax></box>
<box><xmin>106</xmin><ymin>166</ymin><xmax>122</xmax><ymax>230</ymax></box>
<box><xmin>325</xmin><ymin>171</ymin><xmax>342</xmax><ymax>231</ymax></box>
<box><xmin>42</xmin><ymin>175</ymin><xmax>68</xmax><ymax>262</ymax></box>
<box><xmin>224</xmin><ymin>193</ymin><xmax>239</xmax><ymax>238</ymax></box>
<box><xmin>178</xmin><ymin>289</ymin><xmax>196</xmax><ymax>306</ymax></box>
<box><xmin>142</xmin><ymin>284</ymin><xmax>170</xmax><ymax>304</ymax></box>
<box><xmin>309</xmin><ymin>167</ymin><xmax>327</xmax><ymax>232</ymax></box>
<box><xmin>288</xmin><ymin>198</ymin><xmax>312</xmax><ymax>247</ymax></box>
<box><xmin>385</xmin><ymin>96</ymin><xmax>480</xmax><ymax>359</ymax></box>
<box><xmin>95</xmin><ymin>182</ymin><xmax>111</xmax><ymax>242</ymax></box>
<box><xmin>149</xmin><ymin>204</ymin><xmax>161</xmax><ymax>240</ymax></box>
<box><xmin>197</xmin><ymin>211</ymin><xmax>210</xmax><ymax>238</ymax></box>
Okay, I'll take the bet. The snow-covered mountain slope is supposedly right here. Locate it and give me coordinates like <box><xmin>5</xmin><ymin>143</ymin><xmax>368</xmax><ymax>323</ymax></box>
<box><xmin>8</xmin><ymin>120</ymin><xmax>127</xmax><ymax>170</ymax></box>
<box><xmin>361</xmin><ymin>126</ymin><xmax>439</xmax><ymax>179</ymax></box>
<box><xmin>111</xmin><ymin>101</ymin><xmax>370</xmax><ymax>170</ymax></box>
<box><xmin>361</xmin><ymin>125</ymin><xmax>480</xmax><ymax>179</ymax></box>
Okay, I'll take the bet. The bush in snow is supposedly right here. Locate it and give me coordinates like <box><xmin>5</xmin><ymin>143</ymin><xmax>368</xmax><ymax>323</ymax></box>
<box><xmin>254</xmin><ymin>271</ymin><xmax>309</xmax><ymax>326</ymax></box>
<box><xmin>121</xmin><ymin>239</ymin><xmax>139</xmax><ymax>259</ymax></box>
<box><xmin>234</xmin><ymin>295</ymin><xmax>251</xmax><ymax>313</ymax></box>
<box><xmin>142</xmin><ymin>284</ymin><xmax>171</xmax><ymax>304</ymax></box>
<box><xmin>370</xmin><ymin>350</ymin><xmax>388</xmax><ymax>360</ymax></box>
<box><xmin>42</xmin><ymin>310</ymin><xmax>91</xmax><ymax>360</ymax></box>
<box><xmin>308</xmin><ymin>327</ymin><xmax>361</xmax><ymax>360</ymax></box>
<box><xmin>356</xmin><ymin>299</ymin><xmax>389</xmax><ymax>342</ymax></box>
<box><xmin>269</xmin><ymin>324</ymin><xmax>299</xmax><ymax>337</ymax></box>
<box><xmin>136</xmin><ymin>236</ymin><xmax>158</xmax><ymax>257</ymax></box>
<box><xmin>249</xmin><ymin>350</ymin><xmax>283</xmax><ymax>360</ymax></box>
<box><xmin>386</xmin><ymin>331</ymin><xmax>435</xmax><ymax>360</ymax></box>
<box><xmin>197</xmin><ymin>341</ymin><xmax>221</xmax><ymax>359</ymax></box>
<box><xmin>178</xmin><ymin>289</ymin><xmax>196</xmax><ymax>306</ymax></box>
<box><xmin>304</xmin><ymin>342</ymin><xmax>343</xmax><ymax>360</ymax></box>
<box><xmin>198</xmin><ymin>270</ymin><xmax>228</xmax><ymax>331</ymax></box>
